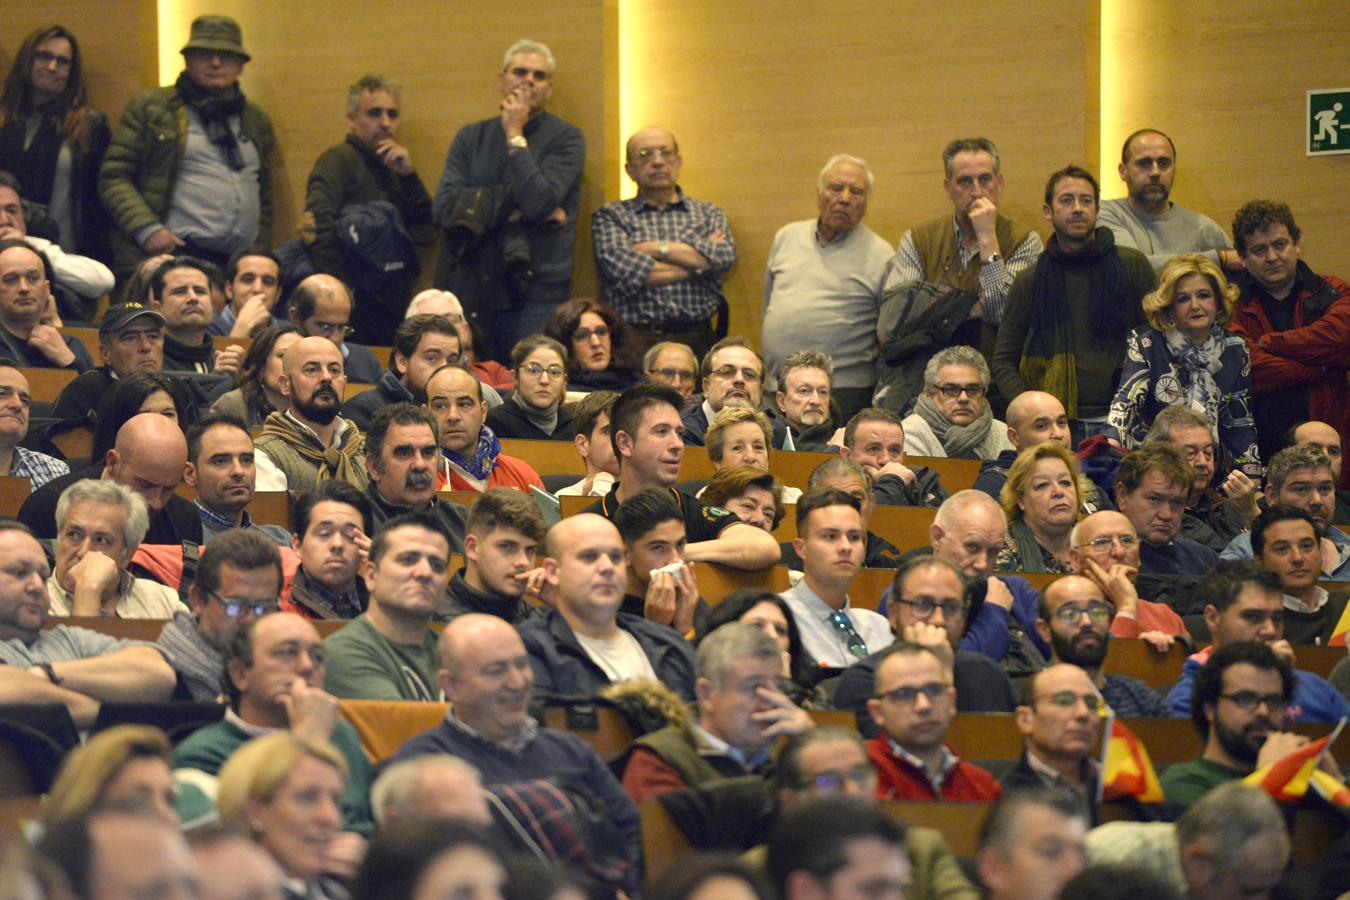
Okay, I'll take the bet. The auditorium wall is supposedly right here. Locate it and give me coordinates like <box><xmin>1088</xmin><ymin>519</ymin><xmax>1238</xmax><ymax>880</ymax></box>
<box><xmin>2</xmin><ymin>2</ymin><xmax>1345</xmax><ymax>343</ymax></box>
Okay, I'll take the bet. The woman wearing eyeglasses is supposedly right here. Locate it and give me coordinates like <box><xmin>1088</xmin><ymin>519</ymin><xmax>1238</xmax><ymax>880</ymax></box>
<box><xmin>485</xmin><ymin>334</ymin><xmax>576</xmax><ymax>441</ymax></box>
<box><xmin>900</xmin><ymin>346</ymin><xmax>1014</xmax><ymax>460</ymax></box>
<box><xmin>997</xmin><ymin>442</ymin><xmax>1095</xmax><ymax>574</ymax></box>
<box><xmin>0</xmin><ymin>26</ymin><xmax>111</xmax><ymax>262</ymax></box>
<box><xmin>544</xmin><ymin>297</ymin><xmax>642</xmax><ymax>391</ymax></box>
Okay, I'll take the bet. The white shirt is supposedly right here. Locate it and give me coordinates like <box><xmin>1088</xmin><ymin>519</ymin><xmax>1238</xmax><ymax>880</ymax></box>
<box><xmin>780</xmin><ymin>578</ymin><xmax>892</xmax><ymax>669</ymax></box>
<box><xmin>575</xmin><ymin>628</ymin><xmax>657</xmax><ymax>684</ymax></box>
<box><xmin>46</xmin><ymin>573</ymin><xmax>187</xmax><ymax>619</ymax></box>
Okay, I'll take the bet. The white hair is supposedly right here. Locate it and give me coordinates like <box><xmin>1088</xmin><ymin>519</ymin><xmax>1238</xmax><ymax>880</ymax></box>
<box><xmin>502</xmin><ymin>39</ymin><xmax>556</xmax><ymax>75</ymax></box>
<box><xmin>817</xmin><ymin>153</ymin><xmax>874</xmax><ymax>193</ymax></box>
<box><xmin>405</xmin><ymin>289</ymin><xmax>464</xmax><ymax>320</ymax></box>
<box><xmin>54</xmin><ymin>479</ymin><xmax>150</xmax><ymax>553</ymax></box>
<box><xmin>369</xmin><ymin>754</ymin><xmax>482</xmax><ymax>826</ymax></box>
<box><xmin>933</xmin><ymin>488</ymin><xmax>1005</xmax><ymax>531</ymax></box>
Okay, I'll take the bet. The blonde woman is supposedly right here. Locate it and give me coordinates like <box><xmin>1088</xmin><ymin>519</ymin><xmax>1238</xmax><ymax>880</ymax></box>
<box><xmin>41</xmin><ymin>725</ymin><xmax>177</xmax><ymax>828</ymax></box>
<box><xmin>1106</xmin><ymin>253</ymin><xmax>1260</xmax><ymax>475</ymax></box>
<box><xmin>706</xmin><ymin>407</ymin><xmax>802</xmax><ymax>502</ymax></box>
<box><xmin>997</xmin><ymin>443</ymin><xmax>1094</xmax><ymax>574</ymax></box>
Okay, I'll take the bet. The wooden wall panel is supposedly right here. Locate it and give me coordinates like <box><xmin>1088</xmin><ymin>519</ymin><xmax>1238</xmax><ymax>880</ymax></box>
<box><xmin>1102</xmin><ymin>0</ymin><xmax>1350</xmax><ymax>280</ymax></box>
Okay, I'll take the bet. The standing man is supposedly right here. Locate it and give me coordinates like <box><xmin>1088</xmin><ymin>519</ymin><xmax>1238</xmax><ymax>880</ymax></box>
<box><xmin>99</xmin><ymin>15</ymin><xmax>273</xmax><ymax>279</ymax></box>
<box><xmin>305</xmin><ymin>74</ymin><xmax>434</xmax><ymax>346</ymax></box>
<box><xmin>762</xmin><ymin>154</ymin><xmax>893</xmax><ymax>420</ymax></box>
<box><xmin>433</xmin><ymin>39</ymin><xmax>584</xmax><ymax>361</ymax></box>
<box><xmin>592</xmin><ymin>127</ymin><xmax>736</xmax><ymax>359</ymax></box>
<box><xmin>1098</xmin><ymin>129</ymin><xmax>1236</xmax><ymax>273</ymax></box>
<box><xmin>885</xmin><ymin>137</ymin><xmax>1043</xmax><ymax>351</ymax></box>
<box><xmin>1226</xmin><ymin>200</ymin><xmax>1350</xmax><ymax>468</ymax></box>
<box><xmin>993</xmin><ymin>166</ymin><xmax>1155</xmax><ymax>444</ymax></box>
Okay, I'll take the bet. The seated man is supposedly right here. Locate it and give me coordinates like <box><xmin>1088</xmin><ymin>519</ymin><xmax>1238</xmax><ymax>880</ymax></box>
<box><xmin>405</xmin><ymin>289</ymin><xmax>511</xmax><ymax>393</ymax></box>
<box><xmin>555</xmin><ymin>389</ymin><xmax>620</xmax><ymax>497</ymax></box>
<box><xmin>0</xmin><ymin>360</ymin><xmax>67</xmax><ymax>489</ymax></box>
<box><xmin>901</xmin><ymin>345</ymin><xmax>1014</xmax><ymax>460</ymax></box>
<box><xmin>281</xmin><ymin>480</ymin><xmax>372</xmax><ymax>620</ymax></box>
<box><xmin>1035</xmin><ymin>575</ymin><xmax>1172</xmax><ymax>717</ymax></box>
<box><xmin>254</xmin><ymin>335</ymin><xmax>368</xmax><ymax>492</ymax></box>
<box><xmin>977</xmin><ymin>787</ymin><xmax>1088</xmax><ymax>900</ymax></box>
<box><xmin>341</xmin><ymin>314</ymin><xmax>464</xmax><ymax>432</ymax></box>
<box><xmin>361</xmin><ymin>403</ymin><xmax>468</xmax><ymax>550</ymax></box>
<box><xmin>1001</xmin><ymin>664</ymin><xmax>1105</xmax><ymax>824</ymax></box>
<box><xmin>1160</xmin><ymin>641</ymin><xmax>1303</xmax><ymax>806</ymax></box>
<box><xmin>779</xmin><ymin>488</ymin><xmax>893</xmax><ymax>670</ymax></box>
<box><xmin>1067</xmin><ymin>510</ymin><xmax>1190</xmax><ymax>646</ymax></box>
<box><xmin>1175</xmin><ymin>784</ymin><xmax>1290</xmax><ymax>900</ymax></box>
<box><xmin>619</xmin><ymin>623</ymin><xmax>811</xmax><ymax>802</ymax></box>
<box><xmin>157</xmin><ymin>529</ymin><xmax>282</xmax><ymax>703</ymax></box>
<box><xmin>1166</xmin><ymin>560</ymin><xmax>1350</xmax><ymax>723</ymax></box>
<box><xmin>1221</xmin><ymin>445</ymin><xmax>1350</xmax><ymax>578</ymax></box>
<box><xmin>324</xmin><ymin>510</ymin><xmax>450</xmax><ymax>701</ymax></box>
<box><xmin>36</xmin><ymin>811</ymin><xmax>198</xmax><ymax>899</ymax></box>
<box><xmin>1144</xmin><ymin>405</ymin><xmax>1259</xmax><ymax>552</ymax></box>
<box><xmin>0</xmin><ymin>521</ymin><xmax>176</xmax><ymax>728</ymax></box>
<box><xmin>424</xmin><ymin>363</ymin><xmax>543</xmax><ymax>492</ymax></box>
<box><xmin>443</xmin><ymin>487</ymin><xmax>545</xmax><ymax>624</ymax></box>
<box><xmin>147</xmin><ymin>256</ymin><xmax>242</xmax><ymax>375</ymax></box>
<box><xmin>588</xmin><ymin>382</ymin><xmax>780</xmax><ymax>571</ymax></box>
<box><xmin>1114</xmin><ymin>443</ymin><xmax>1219</xmax><ymax>576</ymax></box>
<box><xmin>172</xmin><ymin>610</ymin><xmax>374</xmax><ymax>832</ymax></box>
<box><xmin>0</xmin><ymin>239</ymin><xmax>92</xmax><ymax>370</ymax></box>
<box><xmin>286</xmin><ymin>273</ymin><xmax>383</xmax><ymax>383</ymax></box>
<box><xmin>681</xmin><ymin>337</ymin><xmax>788</xmax><ymax>448</ymax></box>
<box><xmin>370</xmin><ymin>755</ymin><xmax>492</xmax><ymax>829</ymax></box>
<box><xmin>184</xmin><ymin>413</ymin><xmax>290</xmax><ymax>545</ymax></box>
<box><xmin>834</xmin><ymin>556</ymin><xmax>1017</xmax><ymax>738</ymax></box>
<box><xmin>780</xmin><ymin>458</ymin><xmax>900</xmax><ymax>570</ymax></box>
<box><xmin>840</xmin><ymin>407</ymin><xmax>948</xmax><ymax>507</ymax></box>
<box><xmin>1252</xmin><ymin>505</ymin><xmax>1349</xmax><ymax>645</ymax></box>
<box><xmin>0</xmin><ymin>171</ymin><xmax>114</xmax><ymax>316</ymax></box>
<box><xmin>866</xmin><ymin>641</ymin><xmax>1003</xmax><ymax>801</ymax></box>
<box><xmin>1284</xmin><ymin>420</ymin><xmax>1350</xmax><ymax>525</ymax></box>
<box><xmin>773</xmin><ymin>350</ymin><xmax>840</xmax><ymax>452</ymax></box>
<box><xmin>767</xmin><ymin>798</ymin><xmax>911</xmax><ymax>900</ymax></box>
<box><xmin>521</xmin><ymin>513</ymin><xmax>696</xmax><ymax>700</ymax></box>
<box><xmin>207</xmin><ymin>248</ymin><xmax>281</xmax><ymax>338</ymax></box>
<box><xmin>390</xmin><ymin>613</ymin><xmax>640</xmax><ymax>881</ymax></box>
<box><xmin>643</xmin><ymin>340</ymin><xmax>699</xmax><ymax>399</ymax></box>
<box><xmin>48</xmin><ymin>479</ymin><xmax>186</xmax><ymax>618</ymax></box>
<box><xmin>613</xmin><ymin>487</ymin><xmax>718</xmax><ymax>636</ymax></box>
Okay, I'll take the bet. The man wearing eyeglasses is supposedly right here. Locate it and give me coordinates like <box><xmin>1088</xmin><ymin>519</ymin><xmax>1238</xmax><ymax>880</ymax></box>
<box><xmin>1001</xmin><ymin>663</ymin><xmax>1106</xmax><ymax>823</ymax></box>
<box><xmin>865</xmin><ymin>641</ymin><xmax>1003</xmax><ymax>802</ymax></box>
<box><xmin>341</xmin><ymin>314</ymin><xmax>464</xmax><ymax>432</ymax></box>
<box><xmin>680</xmin><ymin>336</ymin><xmax>789</xmax><ymax>449</ymax></box>
<box><xmin>157</xmin><ymin>529</ymin><xmax>282</xmax><ymax>703</ymax></box>
<box><xmin>1165</xmin><ymin>560</ymin><xmax>1350</xmax><ymax>723</ymax></box>
<box><xmin>1034</xmin><ymin>575</ymin><xmax>1172</xmax><ymax>717</ymax></box>
<box><xmin>643</xmin><ymin>341</ymin><xmax>699</xmax><ymax>399</ymax></box>
<box><xmin>1114</xmin><ymin>443</ymin><xmax>1219</xmax><ymax>576</ymax></box>
<box><xmin>432</xmin><ymin>39</ymin><xmax>584</xmax><ymax>363</ymax></box>
<box><xmin>285</xmin><ymin>274</ymin><xmax>384</xmax><ymax>383</ymax></box>
<box><xmin>900</xmin><ymin>346</ymin><xmax>1014</xmax><ymax>461</ymax></box>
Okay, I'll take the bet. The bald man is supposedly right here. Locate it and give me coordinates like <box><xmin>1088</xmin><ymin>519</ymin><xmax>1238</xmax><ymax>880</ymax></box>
<box><xmin>18</xmin><ymin>412</ymin><xmax>203</xmax><ymax>543</ymax></box>
<box><xmin>973</xmin><ymin>390</ymin><xmax>1113</xmax><ymax>513</ymax></box>
<box><xmin>519</xmin><ymin>514</ymin><xmax>697</xmax><ymax>700</ymax></box>
<box><xmin>253</xmin><ymin>335</ymin><xmax>369</xmax><ymax>492</ymax></box>
<box><xmin>592</xmin><ymin>127</ymin><xmax>736</xmax><ymax>359</ymax></box>
<box><xmin>286</xmin><ymin>273</ymin><xmax>384</xmax><ymax>382</ymax></box>
<box><xmin>391</xmin><ymin>612</ymin><xmax>642</xmax><ymax>891</ymax></box>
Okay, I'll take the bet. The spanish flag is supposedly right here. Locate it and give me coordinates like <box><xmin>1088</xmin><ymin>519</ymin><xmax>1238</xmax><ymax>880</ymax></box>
<box><xmin>1101</xmin><ymin>719</ymin><xmax>1164</xmax><ymax>803</ymax></box>
<box><xmin>1242</xmin><ymin>736</ymin><xmax>1329</xmax><ymax>803</ymax></box>
<box><xmin>1311</xmin><ymin>769</ymin><xmax>1350</xmax><ymax>810</ymax></box>
<box><xmin>1329</xmin><ymin>601</ymin><xmax>1350</xmax><ymax>647</ymax></box>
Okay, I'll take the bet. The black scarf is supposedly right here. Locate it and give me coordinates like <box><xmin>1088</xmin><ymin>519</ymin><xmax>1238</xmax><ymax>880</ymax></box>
<box><xmin>1032</xmin><ymin>225</ymin><xmax>1132</xmax><ymax>349</ymax></box>
<box><xmin>0</xmin><ymin>116</ymin><xmax>64</xmax><ymax>204</ymax></box>
<box><xmin>174</xmin><ymin>72</ymin><xmax>247</xmax><ymax>171</ymax></box>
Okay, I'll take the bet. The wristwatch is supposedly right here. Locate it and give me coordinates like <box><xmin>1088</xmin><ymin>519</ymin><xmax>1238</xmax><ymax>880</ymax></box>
<box><xmin>659</xmin><ymin>241</ymin><xmax>671</xmax><ymax>261</ymax></box>
<box><xmin>984</xmin><ymin>252</ymin><xmax>1002</xmax><ymax>264</ymax></box>
<box><xmin>507</xmin><ymin>135</ymin><xmax>528</xmax><ymax>150</ymax></box>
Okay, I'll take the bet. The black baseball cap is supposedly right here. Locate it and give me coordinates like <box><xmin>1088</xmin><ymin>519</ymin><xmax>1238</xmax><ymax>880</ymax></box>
<box><xmin>99</xmin><ymin>302</ymin><xmax>166</xmax><ymax>336</ymax></box>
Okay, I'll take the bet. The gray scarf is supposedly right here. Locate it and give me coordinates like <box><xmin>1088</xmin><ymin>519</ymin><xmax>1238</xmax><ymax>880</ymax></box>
<box><xmin>511</xmin><ymin>390</ymin><xmax>559</xmax><ymax>436</ymax></box>
<box><xmin>156</xmin><ymin>610</ymin><xmax>225</xmax><ymax>703</ymax></box>
<box><xmin>913</xmin><ymin>391</ymin><xmax>994</xmax><ymax>459</ymax></box>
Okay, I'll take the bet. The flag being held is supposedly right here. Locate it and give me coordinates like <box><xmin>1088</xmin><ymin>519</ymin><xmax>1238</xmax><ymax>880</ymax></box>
<box><xmin>1101</xmin><ymin>719</ymin><xmax>1164</xmax><ymax>803</ymax></box>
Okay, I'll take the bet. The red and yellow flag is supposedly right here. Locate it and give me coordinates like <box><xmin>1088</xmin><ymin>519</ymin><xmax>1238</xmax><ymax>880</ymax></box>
<box><xmin>1311</xmin><ymin>769</ymin><xmax>1350</xmax><ymax>809</ymax></box>
<box><xmin>1101</xmin><ymin>719</ymin><xmax>1164</xmax><ymax>803</ymax></box>
<box><xmin>1329</xmin><ymin>602</ymin><xmax>1350</xmax><ymax>647</ymax></box>
<box><xmin>1242</xmin><ymin>736</ymin><xmax>1329</xmax><ymax>803</ymax></box>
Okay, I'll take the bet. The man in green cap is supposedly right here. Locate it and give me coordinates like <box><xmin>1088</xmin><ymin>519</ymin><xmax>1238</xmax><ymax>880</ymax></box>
<box><xmin>100</xmin><ymin>15</ymin><xmax>275</xmax><ymax>279</ymax></box>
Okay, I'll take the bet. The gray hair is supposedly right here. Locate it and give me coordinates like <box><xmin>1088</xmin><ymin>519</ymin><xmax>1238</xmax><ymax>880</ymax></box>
<box><xmin>1175</xmin><ymin>783</ymin><xmax>1288</xmax><ymax>870</ymax></box>
<box><xmin>502</xmin><ymin>39</ymin><xmax>556</xmax><ymax>75</ymax></box>
<box><xmin>776</xmin><ymin>350</ymin><xmax>833</xmax><ymax>389</ymax></box>
<box><xmin>817</xmin><ymin>154</ymin><xmax>874</xmax><ymax>193</ymax></box>
<box><xmin>1144</xmin><ymin>404</ymin><xmax>1212</xmax><ymax>444</ymax></box>
<box><xmin>405</xmin><ymin>289</ymin><xmax>464</xmax><ymax>321</ymax></box>
<box><xmin>54</xmin><ymin>479</ymin><xmax>150</xmax><ymax>553</ymax></box>
<box><xmin>808</xmin><ymin>457</ymin><xmax>873</xmax><ymax>493</ymax></box>
<box><xmin>369</xmin><ymin>754</ymin><xmax>482</xmax><ymax>827</ymax></box>
<box><xmin>696</xmin><ymin>622</ymin><xmax>780</xmax><ymax>686</ymax></box>
<box><xmin>346</xmin><ymin>74</ymin><xmax>401</xmax><ymax>116</ymax></box>
<box><xmin>1266</xmin><ymin>444</ymin><xmax>1333</xmax><ymax>493</ymax></box>
<box><xmin>923</xmin><ymin>346</ymin><xmax>990</xmax><ymax>390</ymax></box>
<box><xmin>942</xmin><ymin>137</ymin><xmax>1001</xmax><ymax>179</ymax></box>
<box><xmin>642</xmin><ymin>341</ymin><xmax>697</xmax><ymax>373</ymax></box>
<box><xmin>933</xmin><ymin>488</ymin><xmax>1005</xmax><ymax>531</ymax></box>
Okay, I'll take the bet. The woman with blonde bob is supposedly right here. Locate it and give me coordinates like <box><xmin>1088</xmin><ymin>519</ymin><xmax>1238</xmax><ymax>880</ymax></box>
<box><xmin>706</xmin><ymin>407</ymin><xmax>802</xmax><ymax>502</ymax></box>
<box><xmin>41</xmin><ymin>725</ymin><xmax>177</xmax><ymax>828</ymax></box>
<box><xmin>217</xmin><ymin>732</ymin><xmax>352</xmax><ymax>898</ymax></box>
<box><xmin>1106</xmin><ymin>253</ymin><xmax>1260</xmax><ymax>474</ymax></box>
<box><xmin>997</xmin><ymin>443</ymin><xmax>1093</xmax><ymax>574</ymax></box>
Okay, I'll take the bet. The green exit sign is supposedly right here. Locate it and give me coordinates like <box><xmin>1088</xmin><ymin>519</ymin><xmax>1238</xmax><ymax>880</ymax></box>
<box><xmin>1308</xmin><ymin>88</ymin><xmax>1350</xmax><ymax>156</ymax></box>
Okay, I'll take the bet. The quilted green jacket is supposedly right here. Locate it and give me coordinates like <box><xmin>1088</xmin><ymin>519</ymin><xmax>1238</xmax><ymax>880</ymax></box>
<box><xmin>98</xmin><ymin>85</ymin><xmax>274</xmax><ymax>274</ymax></box>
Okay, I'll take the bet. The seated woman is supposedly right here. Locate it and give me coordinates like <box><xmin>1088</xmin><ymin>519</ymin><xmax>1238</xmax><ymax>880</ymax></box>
<box><xmin>41</xmin><ymin>725</ymin><xmax>179</xmax><ymax>829</ymax></box>
<box><xmin>545</xmin><ymin>297</ymin><xmax>642</xmax><ymax>391</ymax></box>
<box><xmin>486</xmin><ymin>335</ymin><xmax>576</xmax><ymax>441</ymax></box>
<box><xmin>212</xmin><ymin>323</ymin><xmax>302</xmax><ymax>431</ymax></box>
<box><xmin>705</xmin><ymin>407</ymin><xmax>802</xmax><ymax>502</ymax></box>
<box><xmin>701</xmin><ymin>465</ymin><xmax>785</xmax><ymax>533</ymax></box>
<box><xmin>697</xmin><ymin>588</ymin><xmax>826</xmax><ymax>709</ymax></box>
<box><xmin>217</xmin><ymin>732</ymin><xmax>358</xmax><ymax>900</ymax></box>
<box><xmin>1107</xmin><ymin>253</ymin><xmax>1260</xmax><ymax>475</ymax></box>
<box><xmin>90</xmin><ymin>371</ymin><xmax>187</xmax><ymax>462</ymax></box>
<box><xmin>997</xmin><ymin>442</ymin><xmax>1093</xmax><ymax>574</ymax></box>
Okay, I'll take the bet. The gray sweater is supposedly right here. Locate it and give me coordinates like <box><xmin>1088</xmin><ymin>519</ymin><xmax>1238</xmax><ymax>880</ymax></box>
<box><xmin>1097</xmin><ymin>198</ymin><xmax>1232</xmax><ymax>273</ymax></box>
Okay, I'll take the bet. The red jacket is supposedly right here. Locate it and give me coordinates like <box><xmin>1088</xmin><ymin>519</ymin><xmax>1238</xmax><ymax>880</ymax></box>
<box><xmin>867</xmin><ymin>736</ymin><xmax>1003</xmax><ymax>802</ymax></box>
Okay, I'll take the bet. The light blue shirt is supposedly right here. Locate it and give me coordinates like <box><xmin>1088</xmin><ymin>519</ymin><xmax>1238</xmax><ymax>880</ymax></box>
<box><xmin>159</xmin><ymin>108</ymin><xmax>262</xmax><ymax>255</ymax></box>
<box><xmin>780</xmin><ymin>578</ymin><xmax>893</xmax><ymax>669</ymax></box>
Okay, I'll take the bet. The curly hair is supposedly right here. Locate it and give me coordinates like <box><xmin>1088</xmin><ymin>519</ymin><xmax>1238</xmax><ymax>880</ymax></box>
<box><xmin>543</xmin><ymin>297</ymin><xmax>640</xmax><ymax>377</ymax></box>
<box><xmin>1141</xmin><ymin>253</ymin><xmax>1239</xmax><ymax>333</ymax></box>
<box><xmin>1231</xmin><ymin>200</ymin><xmax>1301</xmax><ymax>256</ymax></box>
